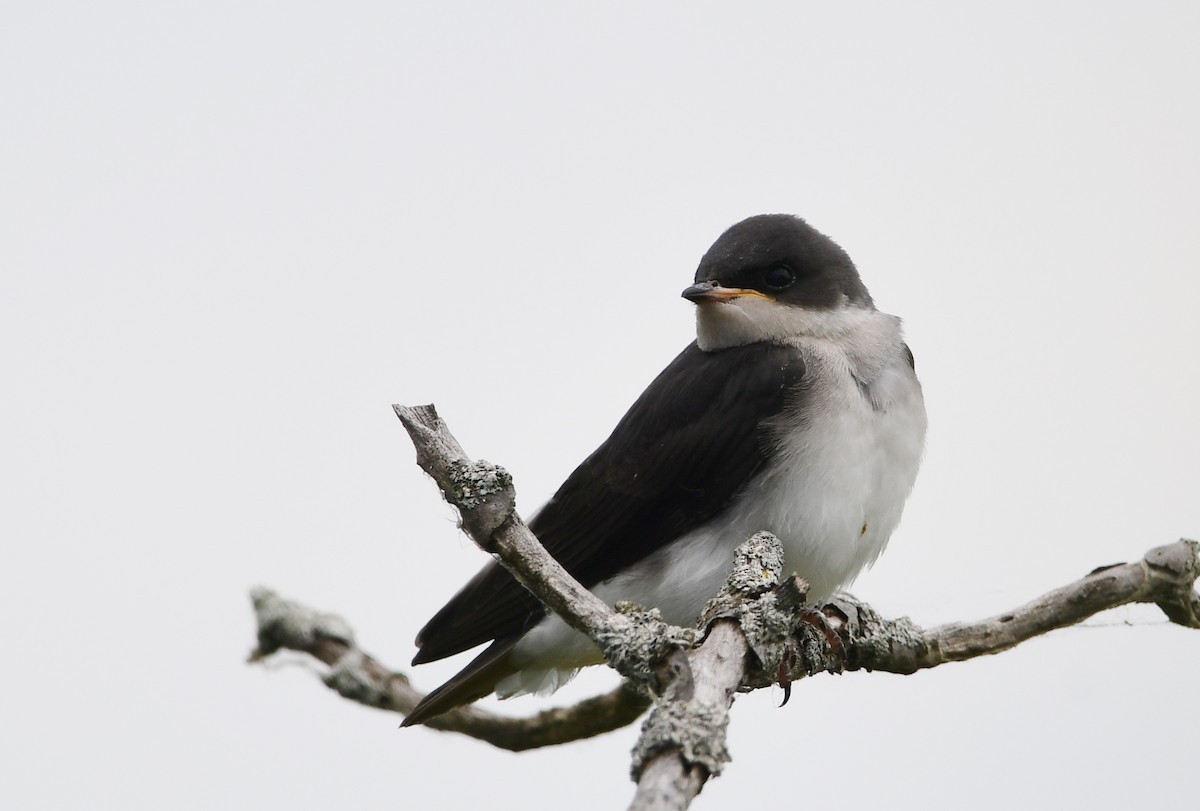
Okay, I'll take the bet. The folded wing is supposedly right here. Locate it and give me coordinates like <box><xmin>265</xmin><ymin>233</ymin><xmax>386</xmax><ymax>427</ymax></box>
<box><xmin>412</xmin><ymin>340</ymin><xmax>806</xmax><ymax>664</ymax></box>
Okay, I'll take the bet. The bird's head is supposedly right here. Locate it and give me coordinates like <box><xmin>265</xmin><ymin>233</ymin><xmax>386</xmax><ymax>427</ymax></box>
<box><xmin>683</xmin><ymin>214</ymin><xmax>874</xmax><ymax>351</ymax></box>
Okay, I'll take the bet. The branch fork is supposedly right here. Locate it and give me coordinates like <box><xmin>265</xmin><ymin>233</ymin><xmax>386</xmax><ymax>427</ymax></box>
<box><xmin>392</xmin><ymin>404</ymin><xmax>807</xmax><ymax>808</ymax></box>
<box><xmin>247</xmin><ymin>402</ymin><xmax>1200</xmax><ymax>811</ymax></box>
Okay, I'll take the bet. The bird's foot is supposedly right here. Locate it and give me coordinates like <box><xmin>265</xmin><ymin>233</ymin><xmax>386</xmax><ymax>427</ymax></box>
<box><xmin>775</xmin><ymin>607</ymin><xmax>848</xmax><ymax>707</ymax></box>
<box><xmin>798</xmin><ymin>607</ymin><xmax>847</xmax><ymax>665</ymax></box>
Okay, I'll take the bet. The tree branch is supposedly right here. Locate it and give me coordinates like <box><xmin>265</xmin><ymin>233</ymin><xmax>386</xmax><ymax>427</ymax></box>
<box><xmin>392</xmin><ymin>403</ymin><xmax>698</xmax><ymax>687</ymax></box>
<box><xmin>391</xmin><ymin>404</ymin><xmax>616</xmax><ymax>638</ymax></box>
<box><xmin>822</xmin><ymin>539</ymin><xmax>1200</xmax><ymax>676</ymax></box>
<box><xmin>627</xmin><ymin>622</ymin><xmax>744</xmax><ymax>811</ymax></box>
<box><xmin>247</xmin><ymin>539</ymin><xmax>1197</xmax><ymax>740</ymax></box>
<box><xmin>625</xmin><ymin>532</ymin><xmax>794</xmax><ymax>811</ymax></box>
<box><xmin>246</xmin><ymin>537</ymin><xmax>1200</xmax><ymax>806</ymax></box>
<box><xmin>248</xmin><ymin>587</ymin><xmax>651</xmax><ymax>750</ymax></box>
<box><xmin>246</xmin><ymin>401</ymin><xmax>1200</xmax><ymax>811</ymax></box>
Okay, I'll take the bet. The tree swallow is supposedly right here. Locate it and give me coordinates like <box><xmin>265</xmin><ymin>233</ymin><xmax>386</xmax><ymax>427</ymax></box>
<box><xmin>402</xmin><ymin>214</ymin><xmax>927</xmax><ymax>726</ymax></box>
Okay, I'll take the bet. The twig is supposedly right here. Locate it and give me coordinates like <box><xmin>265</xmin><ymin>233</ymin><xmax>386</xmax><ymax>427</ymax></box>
<box><xmin>248</xmin><ymin>587</ymin><xmax>651</xmax><ymax>750</ymax></box>
<box><xmin>392</xmin><ymin>404</ymin><xmax>696</xmax><ymax>685</ymax></box>
<box><xmin>823</xmin><ymin>539</ymin><xmax>1200</xmax><ymax>675</ymax></box>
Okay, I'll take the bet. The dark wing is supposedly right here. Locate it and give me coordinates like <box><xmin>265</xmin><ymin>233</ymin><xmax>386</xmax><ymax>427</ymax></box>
<box><xmin>412</xmin><ymin>340</ymin><xmax>806</xmax><ymax>664</ymax></box>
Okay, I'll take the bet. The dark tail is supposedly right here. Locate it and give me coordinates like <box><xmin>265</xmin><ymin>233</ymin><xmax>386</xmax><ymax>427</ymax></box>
<box><xmin>401</xmin><ymin>637</ymin><xmax>521</xmax><ymax>727</ymax></box>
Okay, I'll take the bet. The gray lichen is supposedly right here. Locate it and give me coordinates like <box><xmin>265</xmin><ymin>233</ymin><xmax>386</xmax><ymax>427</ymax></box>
<box><xmin>251</xmin><ymin>587</ymin><xmax>354</xmax><ymax>656</ymax></box>
<box><xmin>630</xmin><ymin>698</ymin><xmax>731</xmax><ymax>778</ymax></box>
<box><xmin>702</xmin><ymin>532</ymin><xmax>788</xmax><ymax>622</ymax></box>
<box><xmin>698</xmin><ymin>533</ymin><xmax>824</xmax><ymax>687</ymax></box>
<box><xmin>724</xmin><ymin>531</ymin><xmax>786</xmax><ymax>596</ymax></box>
<box><xmin>447</xmin><ymin>459</ymin><xmax>515</xmax><ymax>539</ymax></box>
<box><xmin>835</xmin><ymin>597</ymin><xmax>926</xmax><ymax>673</ymax></box>
<box><xmin>447</xmin><ymin>459</ymin><xmax>512</xmax><ymax>508</ymax></box>
<box><xmin>595</xmin><ymin>605</ymin><xmax>699</xmax><ymax>692</ymax></box>
<box><xmin>323</xmin><ymin>651</ymin><xmax>392</xmax><ymax>708</ymax></box>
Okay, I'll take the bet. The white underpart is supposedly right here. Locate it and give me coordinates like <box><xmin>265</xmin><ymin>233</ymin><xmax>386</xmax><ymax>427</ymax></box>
<box><xmin>497</xmin><ymin>298</ymin><xmax>927</xmax><ymax>698</ymax></box>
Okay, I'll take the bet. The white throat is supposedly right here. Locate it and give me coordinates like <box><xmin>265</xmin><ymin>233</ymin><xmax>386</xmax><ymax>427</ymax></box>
<box><xmin>695</xmin><ymin>296</ymin><xmax>862</xmax><ymax>349</ymax></box>
<box><xmin>696</xmin><ymin>298</ymin><xmax>902</xmax><ymax>379</ymax></box>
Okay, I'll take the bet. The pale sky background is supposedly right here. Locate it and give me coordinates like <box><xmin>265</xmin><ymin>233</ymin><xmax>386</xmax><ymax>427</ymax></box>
<box><xmin>2</xmin><ymin>2</ymin><xmax>1198</xmax><ymax>810</ymax></box>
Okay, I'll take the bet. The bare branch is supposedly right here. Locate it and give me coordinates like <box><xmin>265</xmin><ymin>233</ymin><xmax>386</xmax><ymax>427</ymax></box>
<box><xmin>626</xmin><ymin>622</ymin><xmax>748</xmax><ymax>811</ymax></box>
<box><xmin>623</xmin><ymin>532</ymin><xmax>798</xmax><ymax>810</ymax></box>
<box><xmin>248</xmin><ymin>587</ymin><xmax>651</xmax><ymax>751</ymax></box>
<box><xmin>617</xmin><ymin>536</ymin><xmax>1200</xmax><ymax>810</ymax></box>
<box><xmin>248</xmin><ymin>400</ymin><xmax>1199</xmax><ymax>811</ymax></box>
<box><xmin>820</xmin><ymin>539</ymin><xmax>1200</xmax><ymax>677</ymax></box>
<box><xmin>247</xmin><ymin>539</ymin><xmax>1197</xmax><ymax>734</ymax></box>
<box><xmin>392</xmin><ymin>404</ymin><xmax>613</xmax><ymax>636</ymax></box>
<box><xmin>392</xmin><ymin>403</ymin><xmax>698</xmax><ymax>687</ymax></box>
<box><xmin>393</xmin><ymin>405</ymin><xmax>633</xmax><ymax>647</ymax></box>
<box><xmin>248</xmin><ymin>536</ymin><xmax>1198</xmax><ymax>807</ymax></box>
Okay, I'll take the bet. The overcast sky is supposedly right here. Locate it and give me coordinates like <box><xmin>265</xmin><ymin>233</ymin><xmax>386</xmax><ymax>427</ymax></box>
<box><xmin>3</xmin><ymin>3</ymin><xmax>1198</xmax><ymax>809</ymax></box>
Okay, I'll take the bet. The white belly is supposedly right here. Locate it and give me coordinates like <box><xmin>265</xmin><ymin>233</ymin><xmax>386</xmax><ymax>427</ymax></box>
<box><xmin>500</xmin><ymin>338</ymin><xmax>926</xmax><ymax>698</ymax></box>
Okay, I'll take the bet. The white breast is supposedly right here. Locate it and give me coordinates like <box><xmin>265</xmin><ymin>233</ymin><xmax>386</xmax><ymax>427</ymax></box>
<box><xmin>500</xmin><ymin>307</ymin><xmax>927</xmax><ymax>697</ymax></box>
<box><xmin>756</xmin><ymin>335</ymin><xmax>927</xmax><ymax>599</ymax></box>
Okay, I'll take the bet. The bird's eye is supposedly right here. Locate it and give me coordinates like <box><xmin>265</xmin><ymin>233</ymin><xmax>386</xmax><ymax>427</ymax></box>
<box><xmin>763</xmin><ymin>265</ymin><xmax>795</xmax><ymax>289</ymax></box>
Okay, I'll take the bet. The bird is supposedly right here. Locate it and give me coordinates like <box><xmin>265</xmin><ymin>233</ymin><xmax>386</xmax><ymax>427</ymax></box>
<box><xmin>402</xmin><ymin>214</ymin><xmax>927</xmax><ymax>726</ymax></box>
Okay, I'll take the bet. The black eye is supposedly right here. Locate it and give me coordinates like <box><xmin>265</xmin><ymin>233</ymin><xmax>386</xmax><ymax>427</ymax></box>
<box><xmin>763</xmin><ymin>265</ymin><xmax>795</xmax><ymax>289</ymax></box>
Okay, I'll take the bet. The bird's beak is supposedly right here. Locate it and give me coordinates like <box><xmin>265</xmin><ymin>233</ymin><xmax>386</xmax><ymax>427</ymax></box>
<box><xmin>681</xmin><ymin>281</ymin><xmax>773</xmax><ymax>304</ymax></box>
